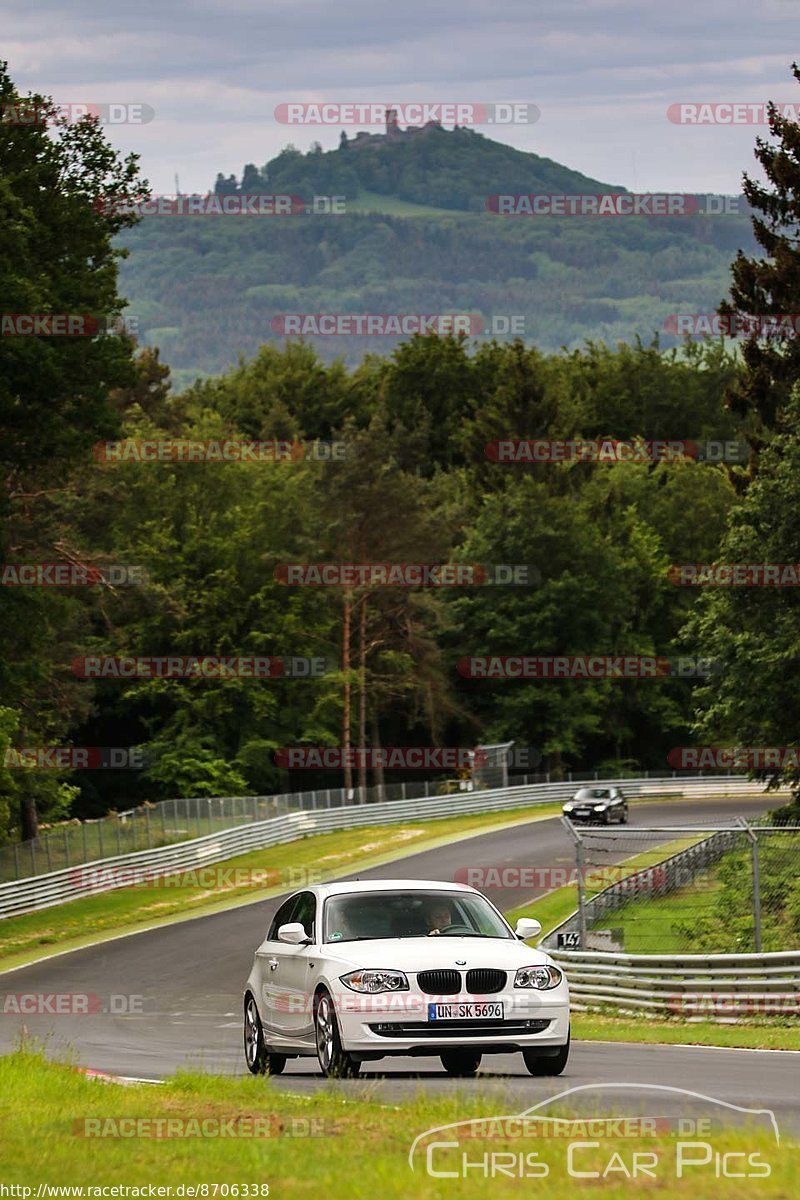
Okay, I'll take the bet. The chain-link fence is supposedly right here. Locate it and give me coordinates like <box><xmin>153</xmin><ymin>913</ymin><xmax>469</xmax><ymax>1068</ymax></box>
<box><xmin>557</xmin><ymin>819</ymin><xmax>800</xmax><ymax>954</ymax></box>
<box><xmin>0</xmin><ymin>778</ymin><xmax>456</xmax><ymax>884</ymax></box>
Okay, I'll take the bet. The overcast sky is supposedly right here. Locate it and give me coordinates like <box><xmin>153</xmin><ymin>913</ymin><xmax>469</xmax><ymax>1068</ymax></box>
<box><xmin>4</xmin><ymin>0</ymin><xmax>799</xmax><ymax>194</ymax></box>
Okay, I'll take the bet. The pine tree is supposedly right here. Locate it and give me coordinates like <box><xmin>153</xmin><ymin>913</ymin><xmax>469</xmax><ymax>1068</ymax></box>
<box><xmin>719</xmin><ymin>64</ymin><xmax>800</xmax><ymax>440</ymax></box>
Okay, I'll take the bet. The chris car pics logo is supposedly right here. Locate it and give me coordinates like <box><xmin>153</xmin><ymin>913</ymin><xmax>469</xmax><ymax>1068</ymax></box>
<box><xmin>409</xmin><ymin>1084</ymin><xmax>779</xmax><ymax>1180</ymax></box>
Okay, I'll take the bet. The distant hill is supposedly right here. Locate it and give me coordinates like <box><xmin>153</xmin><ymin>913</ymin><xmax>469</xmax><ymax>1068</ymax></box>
<box><xmin>119</xmin><ymin>127</ymin><xmax>758</xmax><ymax>385</ymax></box>
<box><xmin>213</xmin><ymin>123</ymin><xmax>628</xmax><ymax>213</ymax></box>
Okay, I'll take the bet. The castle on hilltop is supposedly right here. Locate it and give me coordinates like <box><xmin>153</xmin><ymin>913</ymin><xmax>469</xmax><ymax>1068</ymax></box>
<box><xmin>345</xmin><ymin>106</ymin><xmax>444</xmax><ymax>149</ymax></box>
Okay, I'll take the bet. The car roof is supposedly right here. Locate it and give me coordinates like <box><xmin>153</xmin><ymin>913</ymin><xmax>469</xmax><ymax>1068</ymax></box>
<box><xmin>305</xmin><ymin>879</ymin><xmax>481</xmax><ymax>898</ymax></box>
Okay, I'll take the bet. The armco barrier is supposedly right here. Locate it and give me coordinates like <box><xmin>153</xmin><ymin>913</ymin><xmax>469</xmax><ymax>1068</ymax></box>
<box><xmin>545</xmin><ymin>947</ymin><xmax>800</xmax><ymax>1018</ymax></box>
<box><xmin>0</xmin><ymin>774</ymin><xmax>772</xmax><ymax>920</ymax></box>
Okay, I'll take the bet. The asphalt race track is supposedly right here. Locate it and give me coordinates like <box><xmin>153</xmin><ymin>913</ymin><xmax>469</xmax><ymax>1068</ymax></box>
<box><xmin>2</xmin><ymin>794</ymin><xmax>798</xmax><ymax>1134</ymax></box>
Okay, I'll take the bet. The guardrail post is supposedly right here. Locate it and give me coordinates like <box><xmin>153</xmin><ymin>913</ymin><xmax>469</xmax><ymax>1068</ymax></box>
<box><xmin>83</xmin><ymin>821</ymin><xmax>88</xmax><ymax>862</ymax></box>
<box><xmin>145</xmin><ymin>805</ymin><xmax>152</xmax><ymax>849</ymax></box>
<box><xmin>45</xmin><ymin>836</ymin><xmax>52</xmax><ymax>873</ymax></box>
<box><xmin>30</xmin><ymin>839</ymin><xmax>36</xmax><ymax>876</ymax></box>
<box><xmin>98</xmin><ymin>819</ymin><xmax>104</xmax><ymax>858</ymax></box>
<box><xmin>13</xmin><ymin>841</ymin><xmax>19</xmax><ymax>880</ymax></box>
<box><xmin>739</xmin><ymin>819</ymin><xmax>762</xmax><ymax>953</ymax></box>
<box><xmin>63</xmin><ymin>828</ymin><xmax>70</xmax><ymax>867</ymax></box>
<box><xmin>160</xmin><ymin>804</ymin><xmax>167</xmax><ymax>843</ymax></box>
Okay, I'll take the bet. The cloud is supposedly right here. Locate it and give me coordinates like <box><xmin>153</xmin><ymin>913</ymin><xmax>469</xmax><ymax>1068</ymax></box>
<box><xmin>0</xmin><ymin>0</ymin><xmax>794</xmax><ymax>192</ymax></box>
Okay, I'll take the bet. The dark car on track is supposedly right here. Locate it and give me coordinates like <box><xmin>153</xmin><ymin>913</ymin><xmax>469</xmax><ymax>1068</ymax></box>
<box><xmin>562</xmin><ymin>786</ymin><xmax>628</xmax><ymax>824</ymax></box>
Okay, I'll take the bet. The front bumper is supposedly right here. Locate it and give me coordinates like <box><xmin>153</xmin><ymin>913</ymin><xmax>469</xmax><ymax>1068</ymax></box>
<box><xmin>334</xmin><ymin>990</ymin><xmax>570</xmax><ymax>1054</ymax></box>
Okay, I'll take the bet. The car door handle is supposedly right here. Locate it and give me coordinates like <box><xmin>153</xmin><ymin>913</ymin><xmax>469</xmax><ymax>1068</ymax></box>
<box><xmin>268</xmin><ymin>958</ymin><xmax>279</xmax><ymax>971</ymax></box>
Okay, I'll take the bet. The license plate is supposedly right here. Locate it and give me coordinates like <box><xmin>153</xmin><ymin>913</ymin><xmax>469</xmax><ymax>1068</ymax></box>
<box><xmin>575</xmin><ymin>809</ymin><xmax>590</xmax><ymax>816</ymax></box>
<box><xmin>428</xmin><ymin>1001</ymin><xmax>504</xmax><ymax>1021</ymax></box>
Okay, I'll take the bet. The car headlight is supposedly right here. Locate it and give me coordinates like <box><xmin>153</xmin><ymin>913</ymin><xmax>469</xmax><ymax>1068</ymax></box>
<box><xmin>514</xmin><ymin>964</ymin><xmax>563</xmax><ymax>989</ymax></box>
<box><xmin>563</xmin><ymin>803</ymin><xmax>574</xmax><ymax>811</ymax></box>
<box><xmin>340</xmin><ymin>969</ymin><xmax>409</xmax><ymax>993</ymax></box>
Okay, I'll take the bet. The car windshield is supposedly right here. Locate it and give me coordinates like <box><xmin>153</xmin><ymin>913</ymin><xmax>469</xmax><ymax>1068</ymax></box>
<box><xmin>323</xmin><ymin>890</ymin><xmax>514</xmax><ymax>943</ymax></box>
<box><xmin>575</xmin><ymin>789</ymin><xmax>611</xmax><ymax>799</ymax></box>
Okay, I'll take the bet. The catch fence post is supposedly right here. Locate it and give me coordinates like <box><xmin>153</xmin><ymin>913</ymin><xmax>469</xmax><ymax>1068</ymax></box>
<box><xmin>739</xmin><ymin>819</ymin><xmax>762</xmax><ymax>953</ymax></box>
<box><xmin>562</xmin><ymin>817</ymin><xmax>587</xmax><ymax>948</ymax></box>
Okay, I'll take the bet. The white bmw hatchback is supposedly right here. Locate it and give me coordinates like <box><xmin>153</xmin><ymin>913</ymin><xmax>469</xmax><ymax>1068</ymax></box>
<box><xmin>243</xmin><ymin>879</ymin><xmax>570</xmax><ymax>1078</ymax></box>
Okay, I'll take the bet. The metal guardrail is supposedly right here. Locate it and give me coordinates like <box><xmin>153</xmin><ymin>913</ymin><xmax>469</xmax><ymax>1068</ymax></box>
<box><xmin>547</xmin><ymin>947</ymin><xmax>800</xmax><ymax>1018</ymax></box>
<box><xmin>0</xmin><ymin>774</ymin><xmax>773</xmax><ymax>920</ymax></box>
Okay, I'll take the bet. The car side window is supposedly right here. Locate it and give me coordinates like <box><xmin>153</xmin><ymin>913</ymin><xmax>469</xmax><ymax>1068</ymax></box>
<box><xmin>292</xmin><ymin>892</ymin><xmax>317</xmax><ymax>942</ymax></box>
<box><xmin>267</xmin><ymin>895</ymin><xmax>300</xmax><ymax>941</ymax></box>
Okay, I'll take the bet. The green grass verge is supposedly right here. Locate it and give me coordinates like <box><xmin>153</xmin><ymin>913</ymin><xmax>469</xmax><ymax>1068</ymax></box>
<box><xmin>0</xmin><ymin>1050</ymin><xmax>793</xmax><ymax>1197</ymax></box>
<box><xmin>0</xmin><ymin>803</ymin><xmax>565</xmax><ymax>970</ymax></box>
<box><xmin>571</xmin><ymin>1013</ymin><xmax>800</xmax><ymax>1051</ymax></box>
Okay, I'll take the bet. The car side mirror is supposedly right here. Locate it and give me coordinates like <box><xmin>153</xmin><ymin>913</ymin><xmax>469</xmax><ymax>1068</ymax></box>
<box><xmin>277</xmin><ymin>922</ymin><xmax>311</xmax><ymax>944</ymax></box>
<box><xmin>515</xmin><ymin>917</ymin><xmax>542</xmax><ymax>940</ymax></box>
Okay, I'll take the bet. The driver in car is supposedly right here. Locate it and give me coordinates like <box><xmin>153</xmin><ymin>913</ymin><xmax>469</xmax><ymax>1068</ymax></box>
<box><xmin>427</xmin><ymin>901</ymin><xmax>453</xmax><ymax>935</ymax></box>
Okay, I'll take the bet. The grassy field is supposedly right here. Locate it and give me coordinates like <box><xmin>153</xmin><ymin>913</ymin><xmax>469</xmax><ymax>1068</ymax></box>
<box><xmin>0</xmin><ymin>802</ymin><xmax>566</xmax><ymax>968</ymax></box>
<box><xmin>0</xmin><ymin>1050</ymin><xmax>794</xmax><ymax>1198</ymax></box>
<box><xmin>344</xmin><ymin>188</ymin><xmax>457</xmax><ymax>217</ymax></box>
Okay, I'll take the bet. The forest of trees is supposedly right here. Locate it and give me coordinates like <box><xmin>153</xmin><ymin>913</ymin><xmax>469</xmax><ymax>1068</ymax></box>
<box><xmin>3</xmin><ymin>61</ymin><xmax>800</xmax><ymax>843</ymax></box>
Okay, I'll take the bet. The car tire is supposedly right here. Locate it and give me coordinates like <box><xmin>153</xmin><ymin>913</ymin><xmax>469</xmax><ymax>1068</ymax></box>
<box><xmin>440</xmin><ymin>1050</ymin><xmax>482</xmax><ymax>1077</ymax></box>
<box><xmin>620</xmin><ymin>808</ymin><xmax>628</xmax><ymax>824</ymax></box>
<box><xmin>244</xmin><ymin>994</ymin><xmax>287</xmax><ymax>1076</ymax></box>
<box><xmin>522</xmin><ymin>1031</ymin><xmax>570</xmax><ymax>1076</ymax></box>
<box><xmin>314</xmin><ymin>989</ymin><xmax>361</xmax><ymax>1079</ymax></box>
